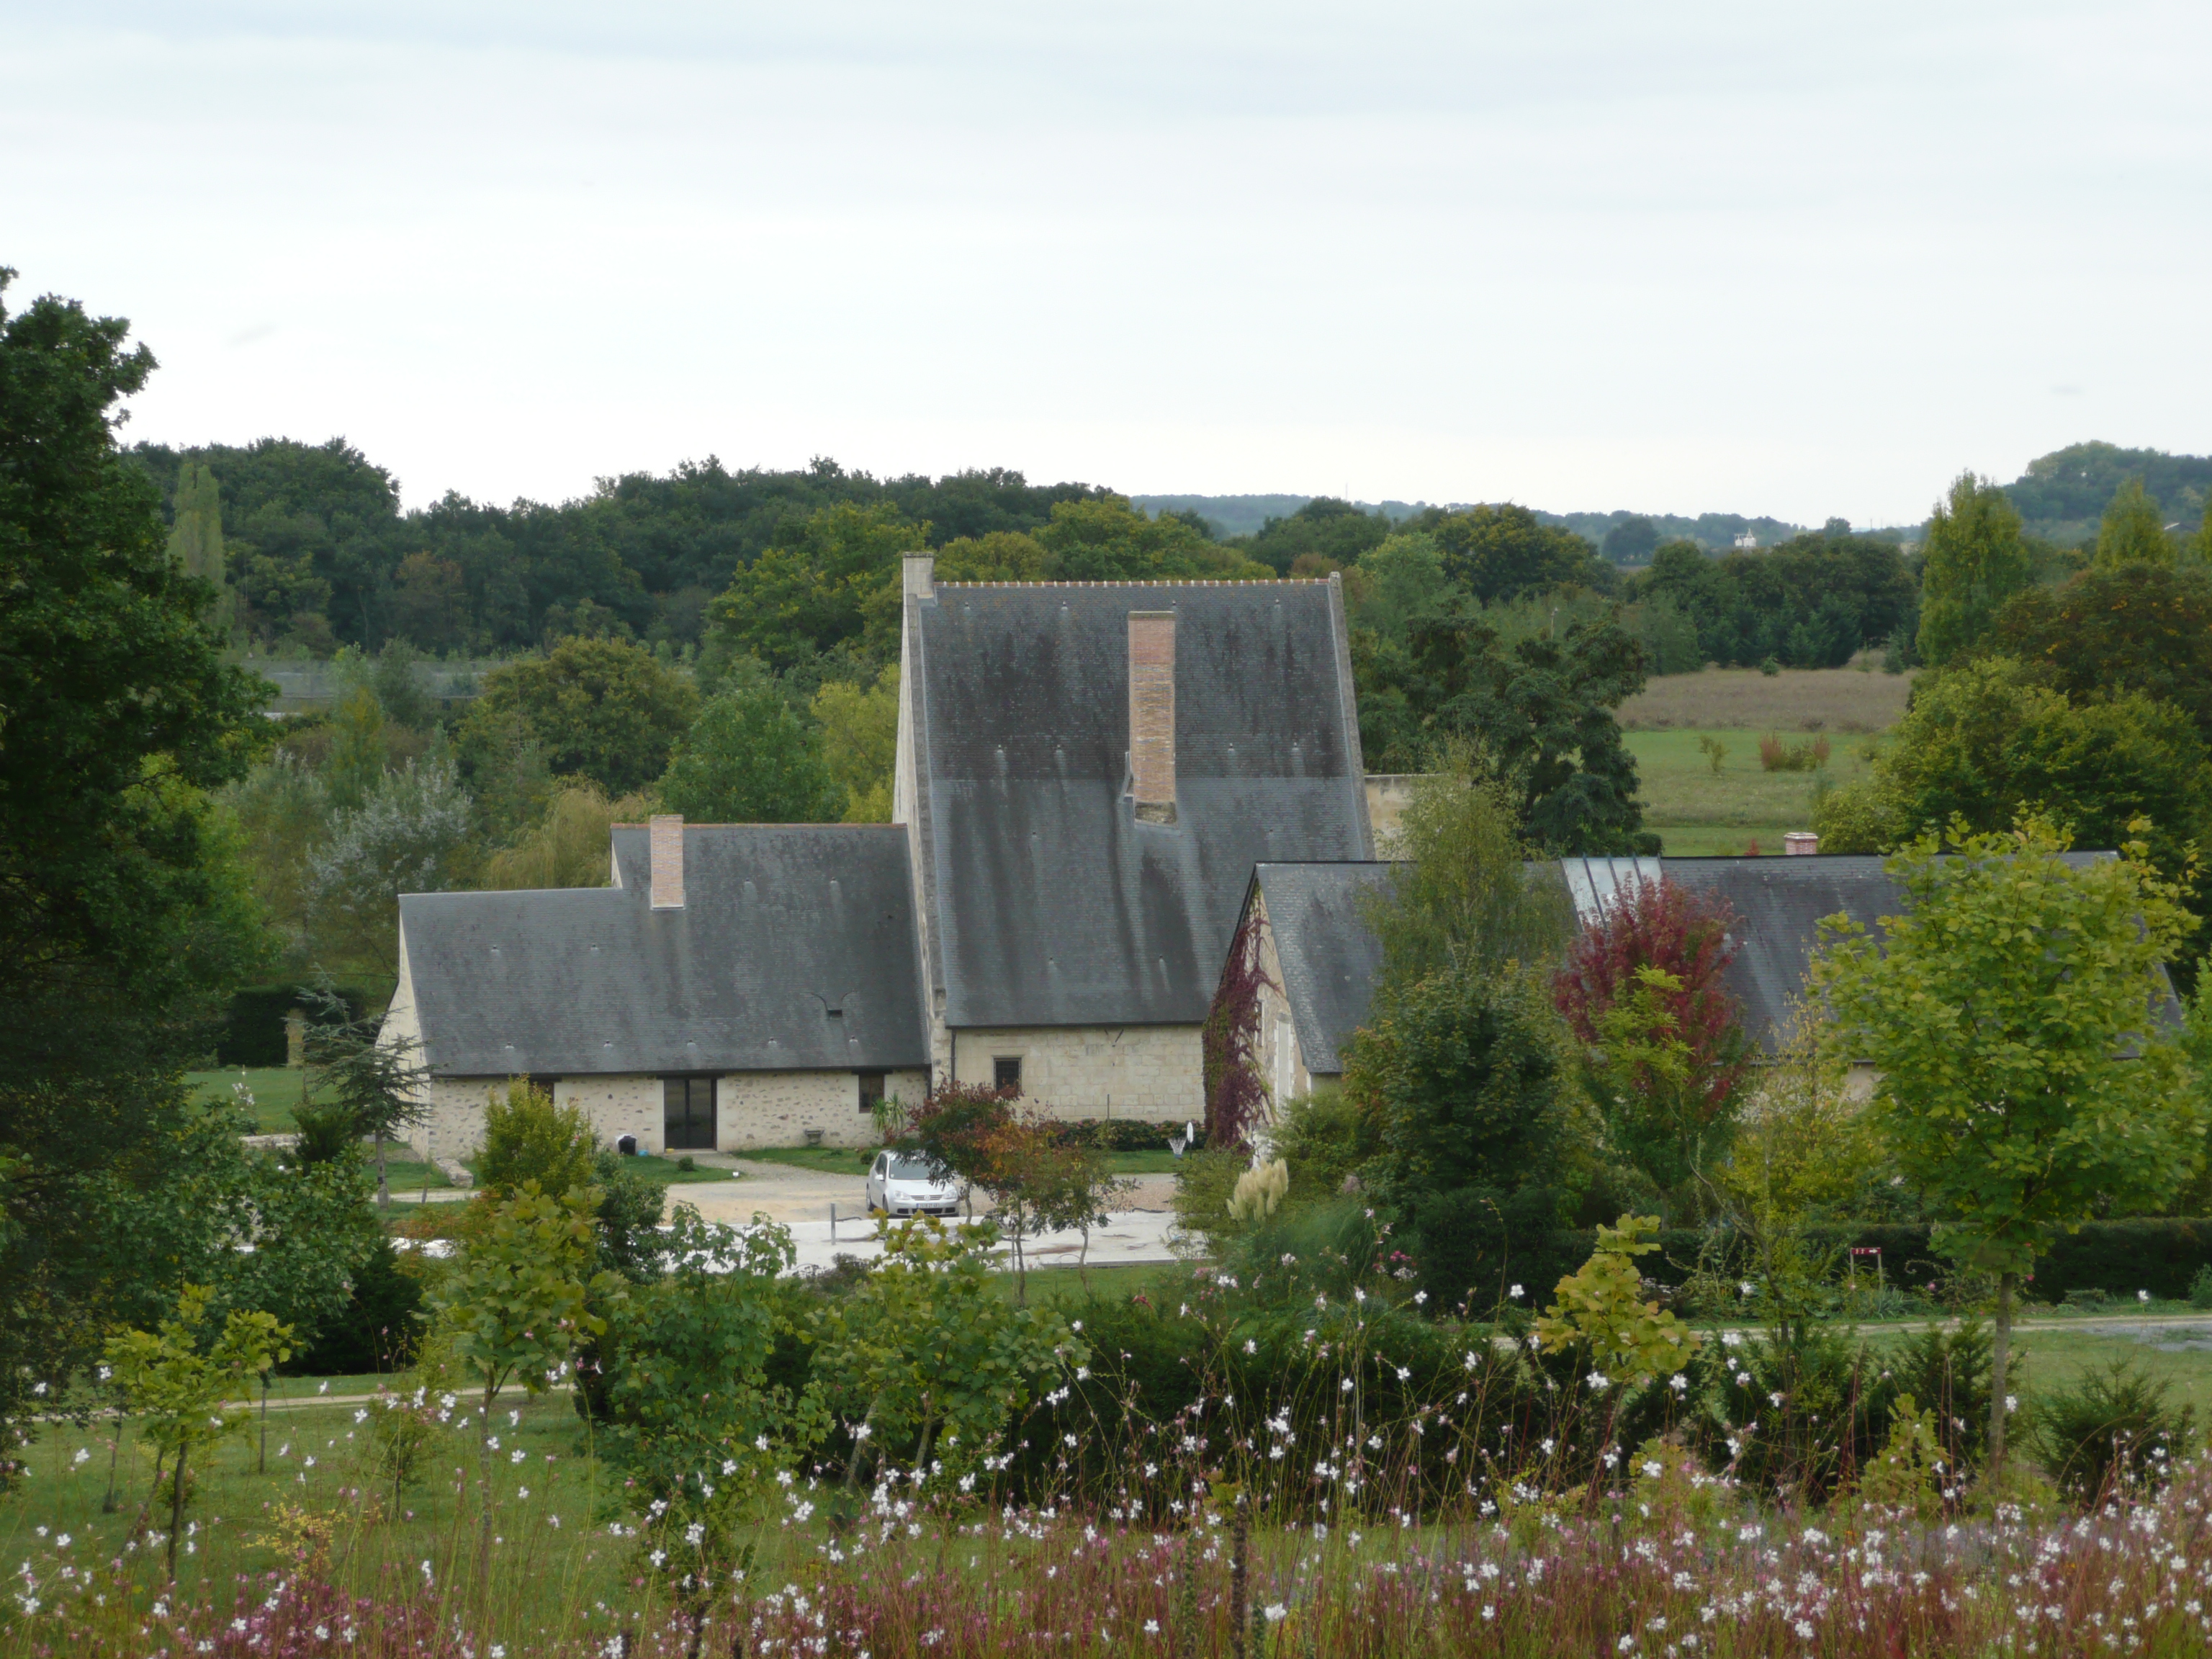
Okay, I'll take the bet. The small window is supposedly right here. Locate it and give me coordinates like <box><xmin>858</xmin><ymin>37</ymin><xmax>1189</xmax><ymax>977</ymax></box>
<box><xmin>858</xmin><ymin>1071</ymin><xmax>886</xmax><ymax>1115</ymax></box>
<box><xmin>993</xmin><ymin>1056</ymin><xmax>1022</xmax><ymax>1094</ymax></box>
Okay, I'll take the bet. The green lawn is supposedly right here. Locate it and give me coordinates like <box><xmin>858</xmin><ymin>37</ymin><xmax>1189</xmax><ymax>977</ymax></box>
<box><xmin>189</xmin><ymin>1066</ymin><xmax>305</xmax><ymax>1133</ymax></box>
<box><xmin>1863</xmin><ymin>1316</ymin><xmax>2212</xmax><ymax>1421</ymax></box>
<box><xmin>6</xmin><ymin>1393</ymin><xmax>642</xmax><ymax>1644</ymax></box>
<box><xmin>740</xmin><ymin>1144</ymin><xmax>875</xmax><ymax>1175</ymax></box>
<box><xmin>1626</xmin><ymin>727</ymin><xmax>1881</xmax><ymax>855</ymax></box>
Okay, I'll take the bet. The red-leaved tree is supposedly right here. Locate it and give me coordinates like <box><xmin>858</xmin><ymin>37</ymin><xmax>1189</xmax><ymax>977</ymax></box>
<box><xmin>1554</xmin><ymin>875</ymin><xmax>1750</xmax><ymax>1208</ymax></box>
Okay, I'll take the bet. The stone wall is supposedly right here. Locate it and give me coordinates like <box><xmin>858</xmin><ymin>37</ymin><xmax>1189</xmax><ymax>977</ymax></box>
<box><xmin>403</xmin><ymin>1070</ymin><xmax>929</xmax><ymax>1158</ymax></box>
<box><xmin>405</xmin><ymin>1076</ymin><xmax>504</xmax><ymax>1160</ymax></box>
<box><xmin>1243</xmin><ymin>892</ymin><xmax>1317</xmax><ymax>1116</ymax></box>
<box><xmin>948</xmin><ymin>1025</ymin><xmax>1202</xmax><ymax>1123</ymax></box>
<box><xmin>716</xmin><ymin>1069</ymin><xmax>930</xmax><ymax>1149</ymax></box>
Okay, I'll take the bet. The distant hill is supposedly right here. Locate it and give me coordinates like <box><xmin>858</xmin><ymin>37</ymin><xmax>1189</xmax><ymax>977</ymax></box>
<box><xmin>2001</xmin><ymin>442</ymin><xmax>2212</xmax><ymax>544</ymax></box>
<box><xmin>1130</xmin><ymin>494</ymin><xmax>1433</xmax><ymax>539</ymax></box>
<box><xmin>1132</xmin><ymin>494</ymin><xmax>1861</xmax><ymax>559</ymax></box>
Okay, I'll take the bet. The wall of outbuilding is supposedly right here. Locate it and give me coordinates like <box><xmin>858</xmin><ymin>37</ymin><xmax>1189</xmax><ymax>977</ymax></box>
<box><xmin>403</xmin><ymin>1069</ymin><xmax>931</xmax><ymax>1159</ymax></box>
<box><xmin>948</xmin><ymin>1025</ymin><xmax>1202</xmax><ymax>1123</ymax></box>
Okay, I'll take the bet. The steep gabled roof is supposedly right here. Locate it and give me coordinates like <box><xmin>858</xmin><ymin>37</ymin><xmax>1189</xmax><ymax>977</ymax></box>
<box><xmin>398</xmin><ymin>824</ymin><xmax>930</xmax><ymax>1076</ymax></box>
<box><xmin>1227</xmin><ymin>852</ymin><xmax>2165</xmax><ymax>1070</ymax></box>
<box><xmin>906</xmin><ymin>580</ymin><xmax>1373</xmax><ymax>1028</ymax></box>
<box><xmin>1655</xmin><ymin>851</ymin><xmax>2154</xmax><ymax>1048</ymax></box>
<box><xmin>1246</xmin><ymin>861</ymin><xmax>1397</xmax><ymax>1076</ymax></box>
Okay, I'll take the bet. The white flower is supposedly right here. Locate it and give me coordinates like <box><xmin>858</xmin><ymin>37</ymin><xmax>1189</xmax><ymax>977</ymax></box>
<box><xmin>1619</xmin><ymin>1637</ymin><xmax>1637</xmax><ymax>1653</ymax></box>
<box><xmin>1588</xmin><ymin>1372</ymin><xmax>1611</xmax><ymax>1392</ymax></box>
<box><xmin>1144</xmin><ymin>1620</ymin><xmax>1159</xmax><ymax>1635</ymax></box>
<box><xmin>1509</xmin><ymin>1284</ymin><xmax>1524</xmax><ymax>1299</ymax></box>
<box><xmin>2005</xmin><ymin>1395</ymin><xmax>2018</xmax><ymax>1413</ymax></box>
<box><xmin>2139</xmin><ymin>1290</ymin><xmax>2152</xmax><ymax>1303</ymax></box>
<box><xmin>1264</xmin><ymin>1604</ymin><xmax>1287</xmax><ymax>1623</ymax></box>
<box><xmin>72</xmin><ymin>1448</ymin><xmax>90</xmax><ymax>1465</ymax></box>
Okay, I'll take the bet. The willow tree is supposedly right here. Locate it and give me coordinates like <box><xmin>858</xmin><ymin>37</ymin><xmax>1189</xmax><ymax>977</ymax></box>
<box><xmin>1815</xmin><ymin>820</ymin><xmax>2202</xmax><ymax>1473</ymax></box>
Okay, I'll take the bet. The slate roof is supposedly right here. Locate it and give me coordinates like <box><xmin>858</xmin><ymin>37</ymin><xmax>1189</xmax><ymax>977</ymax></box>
<box><xmin>1232</xmin><ymin>852</ymin><xmax>2167</xmax><ymax>1067</ymax></box>
<box><xmin>1247</xmin><ymin>862</ymin><xmax>1397</xmax><ymax>1076</ymax></box>
<box><xmin>1585</xmin><ymin>852</ymin><xmax>2144</xmax><ymax>1052</ymax></box>
<box><xmin>905</xmin><ymin>580</ymin><xmax>1373</xmax><ymax>1028</ymax></box>
<box><xmin>398</xmin><ymin>824</ymin><xmax>930</xmax><ymax>1076</ymax></box>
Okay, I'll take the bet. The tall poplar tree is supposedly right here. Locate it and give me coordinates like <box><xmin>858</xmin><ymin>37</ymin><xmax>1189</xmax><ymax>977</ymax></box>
<box><xmin>1915</xmin><ymin>472</ymin><xmax>2033</xmax><ymax>667</ymax></box>
<box><xmin>2096</xmin><ymin>478</ymin><xmax>2175</xmax><ymax>567</ymax></box>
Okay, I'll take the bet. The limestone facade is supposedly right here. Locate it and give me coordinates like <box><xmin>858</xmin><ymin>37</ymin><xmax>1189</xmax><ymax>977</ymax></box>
<box><xmin>946</xmin><ymin>1025</ymin><xmax>1202</xmax><ymax>1123</ymax></box>
<box><xmin>403</xmin><ymin>1069</ymin><xmax>930</xmax><ymax>1159</ymax></box>
<box><xmin>1240</xmin><ymin>891</ymin><xmax>1317</xmax><ymax>1118</ymax></box>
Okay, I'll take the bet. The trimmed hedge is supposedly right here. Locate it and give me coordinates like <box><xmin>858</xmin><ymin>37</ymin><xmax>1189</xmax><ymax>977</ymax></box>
<box><xmin>1039</xmin><ymin>1118</ymin><xmax>1183</xmax><ymax>1154</ymax></box>
<box><xmin>215</xmin><ymin>983</ymin><xmax>367</xmax><ymax>1067</ymax></box>
<box><xmin>1503</xmin><ymin>1220</ymin><xmax>2212</xmax><ymax>1307</ymax></box>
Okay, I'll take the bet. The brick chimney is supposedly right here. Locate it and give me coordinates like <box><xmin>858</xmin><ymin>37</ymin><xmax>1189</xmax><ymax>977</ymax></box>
<box><xmin>1784</xmin><ymin>832</ymin><xmax>1819</xmax><ymax>855</ymax></box>
<box><xmin>650</xmin><ymin>814</ymin><xmax>685</xmax><ymax>908</ymax></box>
<box><xmin>1128</xmin><ymin>611</ymin><xmax>1177</xmax><ymax>824</ymax></box>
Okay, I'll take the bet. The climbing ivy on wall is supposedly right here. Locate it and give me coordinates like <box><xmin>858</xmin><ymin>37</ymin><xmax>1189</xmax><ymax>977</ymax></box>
<box><xmin>1202</xmin><ymin>909</ymin><xmax>1278</xmax><ymax>1151</ymax></box>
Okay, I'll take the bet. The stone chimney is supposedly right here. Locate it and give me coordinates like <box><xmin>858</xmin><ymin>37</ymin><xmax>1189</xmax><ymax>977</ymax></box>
<box><xmin>650</xmin><ymin>814</ymin><xmax>685</xmax><ymax>909</ymax></box>
<box><xmin>1784</xmin><ymin>832</ymin><xmax>1819</xmax><ymax>856</ymax></box>
<box><xmin>1128</xmin><ymin>611</ymin><xmax>1177</xmax><ymax>824</ymax></box>
<box><xmin>903</xmin><ymin>552</ymin><xmax>935</xmax><ymax>602</ymax></box>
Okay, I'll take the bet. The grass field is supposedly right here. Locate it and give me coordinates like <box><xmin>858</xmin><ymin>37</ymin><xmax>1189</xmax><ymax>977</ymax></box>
<box><xmin>1619</xmin><ymin>662</ymin><xmax>1917</xmax><ymax>733</ymax></box>
<box><xmin>1620</xmin><ymin>665</ymin><xmax>1910</xmax><ymax>855</ymax></box>
<box><xmin>1626</xmin><ymin>726</ymin><xmax>1881</xmax><ymax>855</ymax></box>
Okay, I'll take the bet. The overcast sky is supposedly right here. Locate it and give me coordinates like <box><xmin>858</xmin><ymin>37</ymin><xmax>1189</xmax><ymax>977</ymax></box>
<box><xmin>5</xmin><ymin>1</ymin><xmax>2206</xmax><ymax>524</ymax></box>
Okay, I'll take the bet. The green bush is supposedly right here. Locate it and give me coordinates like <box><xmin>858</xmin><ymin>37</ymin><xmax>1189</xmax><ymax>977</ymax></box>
<box><xmin>2028</xmin><ymin>1359</ymin><xmax>2195</xmax><ymax>1498</ymax></box>
<box><xmin>1269</xmin><ymin>1083</ymin><xmax>1375</xmax><ymax>1204</ymax></box>
<box><xmin>282</xmin><ymin>1236</ymin><xmax>423</xmax><ymax>1375</ymax></box>
<box><xmin>2190</xmin><ymin>1265</ymin><xmax>2212</xmax><ymax>1310</ymax></box>
<box><xmin>1515</xmin><ymin>1220</ymin><xmax>2212</xmax><ymax>1306</ymax></box>
<box><xmin>1169</xmin><ymin>1148</ymin><xmax>1248</xmax><ymax>1253</ymax></box>
<box><xmin>477</xmin><ymin>1079</ymin><xmax>597</xmax><ymax>1198</ymax></box>
<box><xmin>1035</xmin><ymin>1118</ymin><xmax>1178</xmax><ymax>1153</ymax></box>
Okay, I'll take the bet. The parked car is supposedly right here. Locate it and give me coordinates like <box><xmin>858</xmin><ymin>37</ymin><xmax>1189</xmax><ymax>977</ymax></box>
<box><xmin>866</xmin><ymin>1150</ymin><xmax>965</xmax><ymax>1218</ymax></box>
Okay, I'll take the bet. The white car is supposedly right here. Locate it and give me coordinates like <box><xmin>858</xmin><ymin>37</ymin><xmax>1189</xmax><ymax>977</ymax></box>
<box><xmin>866</xmin><ymin>1151</ymin><xmax>964</xmax><ymax>1218</ymax></box>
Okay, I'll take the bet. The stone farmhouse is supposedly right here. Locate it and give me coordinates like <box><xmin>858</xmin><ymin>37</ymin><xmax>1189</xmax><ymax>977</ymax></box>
<box><xmin>384</xmin><ymin>558</ymin><xmax>1374</xmax><ymax>1157</ymax></box>
<box><xmin>1219</xmin><ymin>850</ymin><xmax>2146</xmax><ymax>1106</ymax></box>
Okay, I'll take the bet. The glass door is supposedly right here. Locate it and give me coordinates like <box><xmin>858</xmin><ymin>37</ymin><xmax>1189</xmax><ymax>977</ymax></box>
<box><xmin>662</xmin><ymin>1076</ymin><xmax>716</xmax><ymax>1150</ymax></box>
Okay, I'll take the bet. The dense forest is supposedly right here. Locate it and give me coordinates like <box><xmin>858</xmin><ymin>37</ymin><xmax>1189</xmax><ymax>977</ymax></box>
<box><xmin>124</xmin><ymin>432</ymin><xmax>2212</xmax><ymax>999</ymax></box>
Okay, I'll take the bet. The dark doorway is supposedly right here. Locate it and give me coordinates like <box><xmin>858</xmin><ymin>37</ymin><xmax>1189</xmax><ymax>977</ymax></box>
<box><xmin>858</xmin><ymin>1071</ymin><xmax>886</xmax><ymax>1116</ymax></box>
<box><xmin>662</xmin><ymin>1076</ymin><xmax>716</xmax><ymax>1150</ymax></box>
